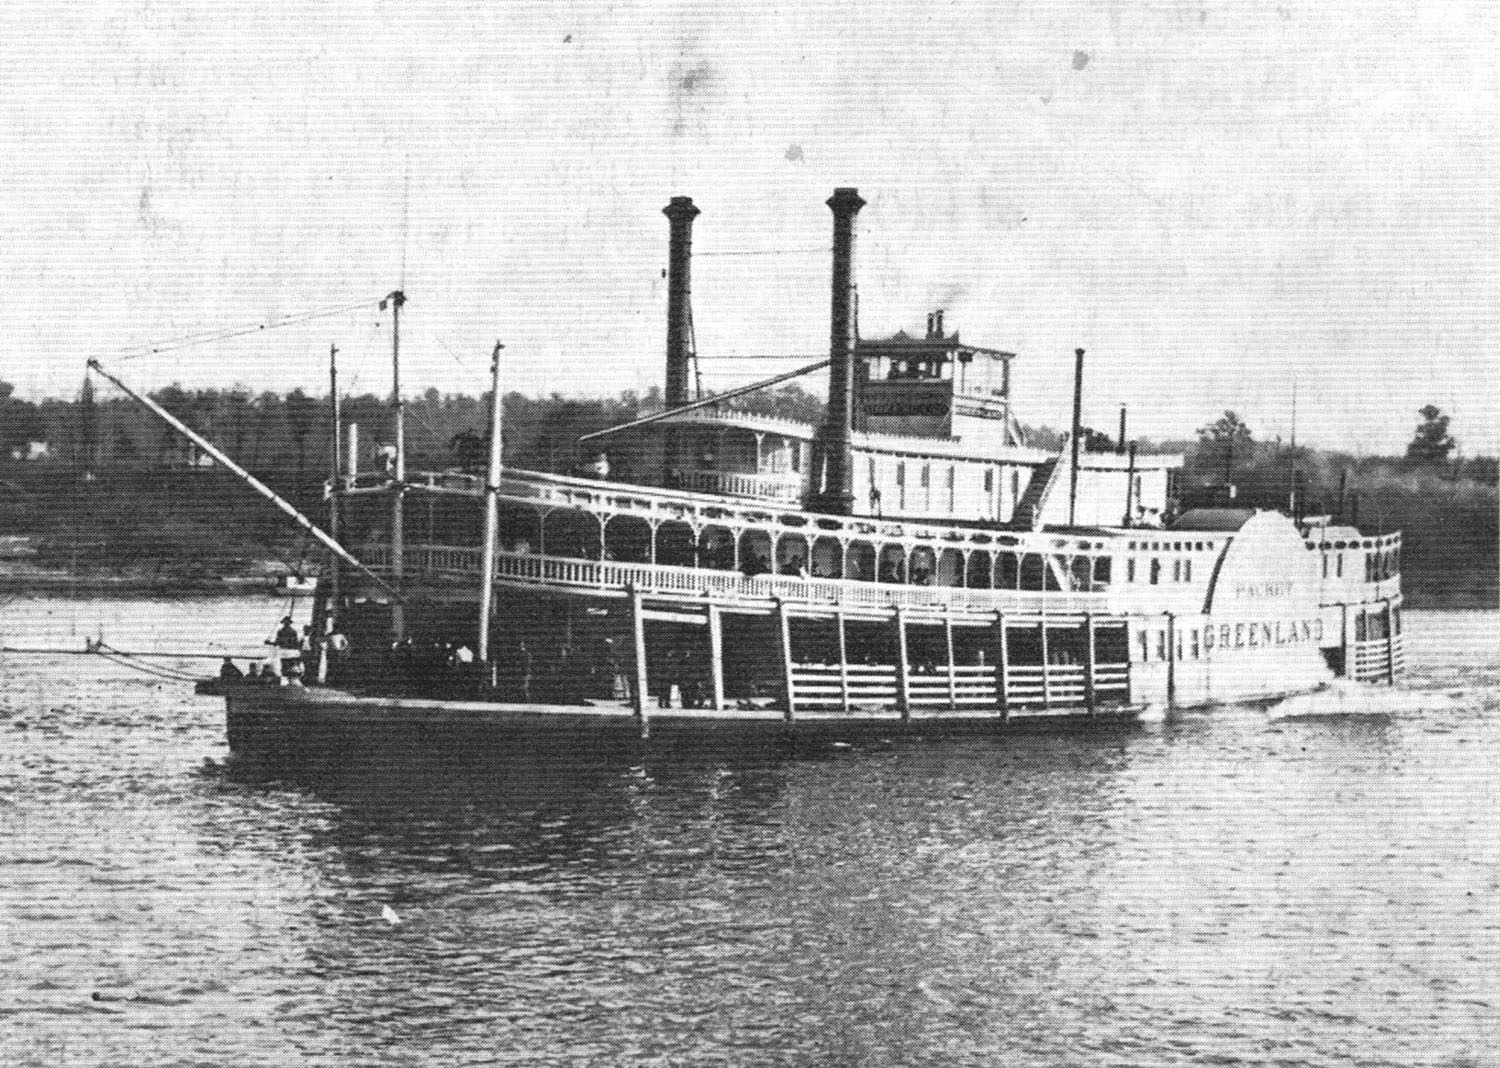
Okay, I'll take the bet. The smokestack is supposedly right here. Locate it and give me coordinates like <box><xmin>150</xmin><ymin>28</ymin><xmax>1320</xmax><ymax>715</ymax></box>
<box><xmin>822</xmin><ymin>187</ymin><xmax>865</xmax><ymax>515</ymax></box>
<box><xmin>1118</xmin><ymin>406</ymin><xmax>1127</xmax><ymax>454</ymax></box>
<box><xmin>663</xmin><ymin>196</ymin><xmax>700</xmax><ymax>408</ymax></box>
<box><xmin>935</xmin><ymin>309</ymin><xmax>944</xmax><ymax>337</ymax></box>
<box><xmin>926</xmin><ymin>312</ymin><xmax>935</xmax><ymax>338</ymax></box>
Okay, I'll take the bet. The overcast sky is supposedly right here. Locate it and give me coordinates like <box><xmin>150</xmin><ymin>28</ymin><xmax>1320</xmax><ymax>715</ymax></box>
<box><xmin>3</xmin><ymin>1</ymin><xmax>1495</xmax><ymax>454</ymax></box>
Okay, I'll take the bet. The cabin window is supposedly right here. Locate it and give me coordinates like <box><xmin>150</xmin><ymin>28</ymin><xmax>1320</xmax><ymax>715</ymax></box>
<box><xmin>947</xmin><ymin>466</ymin><xmax>956</xmax><ymax>513</ymax></box>
<box><xmin>1183</xmin><ymin>559</ymin><xmax>1192</xmax><ymax>582</ymax></box>
<box><xmin>896</xmin><ymin>462</ymin><xmax>907</xmax><ymax>510</ymax></box>
<box><xmin>967</xmin><ymin>550</ymin><xmax>992</xmax><ymax>589</ymax></box>
<box><xmin>1191</xmin><ymin>628</ymin><xmax>1201</xmax><ymax>659</ymax></box>
<box><xmin>1322</xmin><ymin>554</ymin><xmax>1329</xmax><ymax>579</ymax></box>
<box><xmin>938</xmin><ymin>548</ymin><xmax>964</xmax><ymax>587</ymax></box>
<box><xmin>1155</xmin><ymin>630</ymin><xmax>1167</xmax><ymax>661</ymax></box>
<box><xmin>878</xmin><ymin>544</ymin><xmax>907</xmax><ymax>584</ymax></box>
<box><xmin>1138</xmin><ymin>630</ymin><xmax>1150</xmax><ymax>662</ymax></box>
<box><xmin>1093</xmin><ymin>557</ymin><xmax>1112</xmax><ymax>588</ymax></box>
<box><xmin>1337</xmin><ymin>553</ymin><xmax>1344</xmax><ymax>578</ymax></box>
<box><xmin>921</xmin><ymin>464</ymin><xmax>931</xmax><ymax>511</ymax></box>
<box><xmin>910</xmin><ymin>546</ymin><xmax>937</xmax><ymax>586</ymax></box>
<box><xmin>984</xmin><ymin>469</ymin><xmax>994</xmax><ymax>492</ymax></box>
<box><xmin>1069</xmin><ymin>556</ymin><xmax>1091</xmax><ymax>592</ymax></box>
<box><xmin>791</xmin><ymin>442</ymin><xmax>802</xmax><ymax>473</ymax></box>
<box><xmin>1172</xmin><ymin>559</ymin><xmax>1182</xmax><ymax>582</ymax></box>
<box><xmin>1019</xmin><ymin>553</ymin><xmax>1046</xmax><ymax>591</ymax></box>
<box><xmin>1126</xmin><ymin>558</ymin><xmax>1136</xmax><ymax>583</ymax></box>
<box><xmin>846</xmin><ymin>541</ymin><xmax>876</xmax><ymax>582</ymax></box>
<box><xmin>1011</xmin><ymin>469</ymin><xmax>1021</xmax><ymax>507</ymax></box>
<box><xmin>1150</xmin><ymin>558</ymin><xmax>1161</xmax><ymax>585</ymax></box>
<box><xmin>998</xmin><ymin>551</ymin><xmax>1019</xmax><ymax>589</ymax></box>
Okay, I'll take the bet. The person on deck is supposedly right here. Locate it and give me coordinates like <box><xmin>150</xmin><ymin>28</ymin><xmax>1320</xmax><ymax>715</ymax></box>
<box><xmin>218</xmin><ymin>658</ymin><xmax>243</xmax><ymax>681</ymax></box>
<box><xmin>268</xmin><ymin>616</ymin><xmax>301</xmax><ymax>678</ymax></box>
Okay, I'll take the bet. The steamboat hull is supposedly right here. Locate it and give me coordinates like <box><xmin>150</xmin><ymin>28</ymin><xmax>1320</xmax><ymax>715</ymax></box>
<box><xmin>213</xmin><ymin>681</ymin><xmax>1145</xmax><ymax>763</ymax></box>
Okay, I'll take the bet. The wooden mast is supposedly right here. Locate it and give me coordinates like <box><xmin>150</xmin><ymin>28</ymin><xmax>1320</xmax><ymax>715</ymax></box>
<box><xmin>327</xmin><ymin>343</ymin><xmax>342</xmax><ymax>613</ymax></box>
<box><xmin>477</xmin><ymin>341</ymin><xmax>505</xmax><ymax>666</ymax></box>
<box><xmin>383</xmin><ymin>290</ymin><xmax>407</xmax><ymax>641</ymax></box>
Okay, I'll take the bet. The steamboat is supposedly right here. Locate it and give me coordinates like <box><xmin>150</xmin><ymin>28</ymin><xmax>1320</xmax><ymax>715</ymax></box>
<box><xmin>106</xmin><ymin>188</ymin><xmax>1403</xmax><ymax>755</ymax></box>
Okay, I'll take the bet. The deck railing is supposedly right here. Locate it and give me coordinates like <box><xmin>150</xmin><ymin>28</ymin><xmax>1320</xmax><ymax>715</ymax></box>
<box><xmin>1350</xmin><ymin>636</ymin><xmax>1403</xmax><ymax>683</ymax></box>
<box><xmin>683</xmin><ymin>469</ymin><xmax>802</xmax><ymax>502</ymax></box>
<box><xmin>786</xmin><ymin>660</ymin><xmax>1131</xmax><ymax>712</ymax></box>
<box><xmin>373</xmin><ymin>543</ymin><xmax>1112</xmax><ymax>616</ymax></box>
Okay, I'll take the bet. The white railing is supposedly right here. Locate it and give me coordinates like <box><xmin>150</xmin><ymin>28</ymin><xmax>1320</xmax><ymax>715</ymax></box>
<box><xmin>372</xmin><ymin>543</ymin><xmax>1112</xmax><ymax>617</ymax></box>
<box><xmin>683</xmin><ymin>469</ymin><xmax>802</xmax><ymax>502</ymax></box>
<box><xmin>786</xmin><ymin>660</ymin><xmax>1131</xmax><ymax>712</ymax></box>
<box><xmin>1350</xmin><ymin>636</ymin><xmax>1402</xmax><ymax>682</ymax></box>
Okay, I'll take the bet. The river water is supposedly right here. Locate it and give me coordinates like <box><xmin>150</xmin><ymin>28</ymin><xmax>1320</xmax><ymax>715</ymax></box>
<box><xmin>0</xmin><ymin>597</ymin><xmax>1495</xmax><ymax>1066</ymax></box>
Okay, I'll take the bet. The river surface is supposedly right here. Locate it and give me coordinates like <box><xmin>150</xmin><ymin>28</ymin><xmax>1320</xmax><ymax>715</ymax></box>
<box><xmin>0</xmin><ymin>598</ymin><xmax>1496</xmax><ymax>1066</ymax></box>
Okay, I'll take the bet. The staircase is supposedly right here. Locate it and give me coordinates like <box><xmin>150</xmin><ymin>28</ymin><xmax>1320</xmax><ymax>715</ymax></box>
<box><xmin>1011</xmin><ymin>457</ymin><xmax>1060</xmax><ymax>529</ymax></box>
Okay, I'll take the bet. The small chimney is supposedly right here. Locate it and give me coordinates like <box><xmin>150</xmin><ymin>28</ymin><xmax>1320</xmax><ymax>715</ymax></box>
<box><xmin>926</xmin><ymin>312</ymin><xmax>935</xmax><ymax>338</ymax></box>
<box><xmin>934</xmin><ymin>309</ymin><xmax>944</xmax><ymax>337</ymax></box>
<box><xmin>822</xmin><ymin>187</ymin><xmax>866</xmax><ymax>515</ymax></box>
<box><xmin>662</xmin><ymin>196</ymin><xmax>700</xmax><ymax>408</ymax></box>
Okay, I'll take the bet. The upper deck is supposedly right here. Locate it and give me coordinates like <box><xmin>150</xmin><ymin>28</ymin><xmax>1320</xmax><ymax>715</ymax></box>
<box><xmin>337</xmin><ymin>467</ymin><xmax>1401</xmax><ymax>620</ymax></box>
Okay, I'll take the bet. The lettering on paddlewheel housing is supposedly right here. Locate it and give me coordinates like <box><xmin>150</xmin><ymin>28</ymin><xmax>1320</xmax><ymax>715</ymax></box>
<box><xmin>1203</xmin><ymin>618</ymin><xmax>1324</xmax><ymax>651</ymax></box>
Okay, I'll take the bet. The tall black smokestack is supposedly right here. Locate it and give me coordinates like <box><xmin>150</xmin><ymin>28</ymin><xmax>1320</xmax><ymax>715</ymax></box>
<box><xmin>822</xmin><ymin>187</ymin><xmax>865</xmax><ymax>514</ymax></box>
<box><xmin>663</xmin><ymin>196</ymin><xmax>700</xmax><ymax>408</ymax></box>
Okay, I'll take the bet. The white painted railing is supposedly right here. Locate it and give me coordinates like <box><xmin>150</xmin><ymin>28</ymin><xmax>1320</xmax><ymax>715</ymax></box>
<box><xmin>787</xmin><ymin>660</ymin><xmax>1131</xmax><ymax>711</ymax></box>
<box><xmin>372</xmin><ymin>543</ymin><xmax>1112</xmax><ymax>616</ymax></box>
<box><xmin>1350</xmin><ymin>636</ymin><xmax>1402</xmax><ymax>682</ymax></box>
<box><xmin>683</xmin><ymin>469</ymin><xmax>802</xmax><ymax>502</ymax></box>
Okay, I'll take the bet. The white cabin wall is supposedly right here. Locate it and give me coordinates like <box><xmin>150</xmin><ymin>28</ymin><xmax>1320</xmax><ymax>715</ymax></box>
<box><xmin>849</xmin><ymin>447</ymin><xmax>1046</xmax><ymax>523</ymax></box>
<box><xmin>1038</xmin><ymin>464</ymin><xmax>1174</xmax><ymax>528</ymax></box>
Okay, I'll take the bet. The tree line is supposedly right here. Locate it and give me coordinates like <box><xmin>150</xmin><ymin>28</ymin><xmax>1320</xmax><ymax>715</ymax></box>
<box><xmin>4</xmin><ymin>378</ymin><xmax>1494</xmax><ymax>496</ymax></box>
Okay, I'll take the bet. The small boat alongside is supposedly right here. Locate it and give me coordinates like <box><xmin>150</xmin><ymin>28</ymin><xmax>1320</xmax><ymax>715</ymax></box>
<box><xmin>110</xmin><ymin>188</ymin><xmax>1404</xmax><ymax>759</ymax></box>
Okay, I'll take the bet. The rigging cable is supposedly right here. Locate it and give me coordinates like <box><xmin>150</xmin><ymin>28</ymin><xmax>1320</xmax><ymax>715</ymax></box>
<box><xmin>108</xmin><ymin>297</ymin><xmax>386</xmax><ymax>363</ymax></box>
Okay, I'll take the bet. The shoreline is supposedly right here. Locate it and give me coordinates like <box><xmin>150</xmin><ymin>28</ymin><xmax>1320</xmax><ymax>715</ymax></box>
<box><xmin>0</xmin><ymin>572</ymin><xmax>301</xmax><ymax>598</ymax></box>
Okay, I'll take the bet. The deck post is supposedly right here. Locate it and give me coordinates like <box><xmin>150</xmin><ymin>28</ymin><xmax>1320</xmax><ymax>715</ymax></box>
<box><xmin>1039</xmin><ymin>620</ymin><xmax>1051</xmax><ymax>710</ymax></box>
<box><xmin>943</xmin><ymin>608</ymin><xmax>957</xmax><ymax>712</ymax></box>
<box><xmin>995</xmin><ymin>612</ymin><xmax>1010</xmax><ymax>722</ymax></box>
<box><xmin>1340</xmin><ymin>602</ymin><xmax>1350</xmax><ymax>678</ymax></box>
<box><xmin>630</xmin><ymin>584</ymin><xmax>649</xmax><ymax>733</ymax></box>
<box><xmin>476</xmin><ymin>341</ymin><xmax>505</xmax><ymax>665</ymax></box>
<box><xmin>836</xmin><ymin>609</ymin><xmax>851</xmax><ymax>713</ymax></box>
<box><xmin>386</xmin><ymin>290</ymin><xmax>407</xmax><ymax>642</ymax></box>
<box><xmin>895</xmin><ymin>607</ymin><xmax>911</xmax><ymax>721</ymax></box>
<box><xmin>708</xmin><ymin>604</ymin><xmax>726</xmax><ymax>711</ymax></box>
<box><xmin>1383</xmin><ymin>599</ymin><xmax>1396</xmax><ymax>685</ymax></box>
<box><xmin>776</xmin><ymin>599</ymin><xmax>797</xmax><ymax>723</ymax></box>
<box><xmin>1083</xmin><ymin>613</ymin><xmax>1096</xmax><ymax>713</ymax></box>
<box><xmin>1166</xmin><ymin>613</ymin><xmax>1177</xmax><ymax>707</ymax></box>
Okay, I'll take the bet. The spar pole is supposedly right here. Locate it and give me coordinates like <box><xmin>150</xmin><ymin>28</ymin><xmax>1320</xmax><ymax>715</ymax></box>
<box><xmin>477</xmin><ymin>341</ymin><xmax>504</xmax><ymax>667</ymax></box>
<box><xmin>87</xmin><ymin>360</ymin><xmax>401</xmax><ymax>600</ymax></box>
<box><xmin>382</xmin><ymin>290</ymin><xmax>407</xmax><ymax>640</ymax></box>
